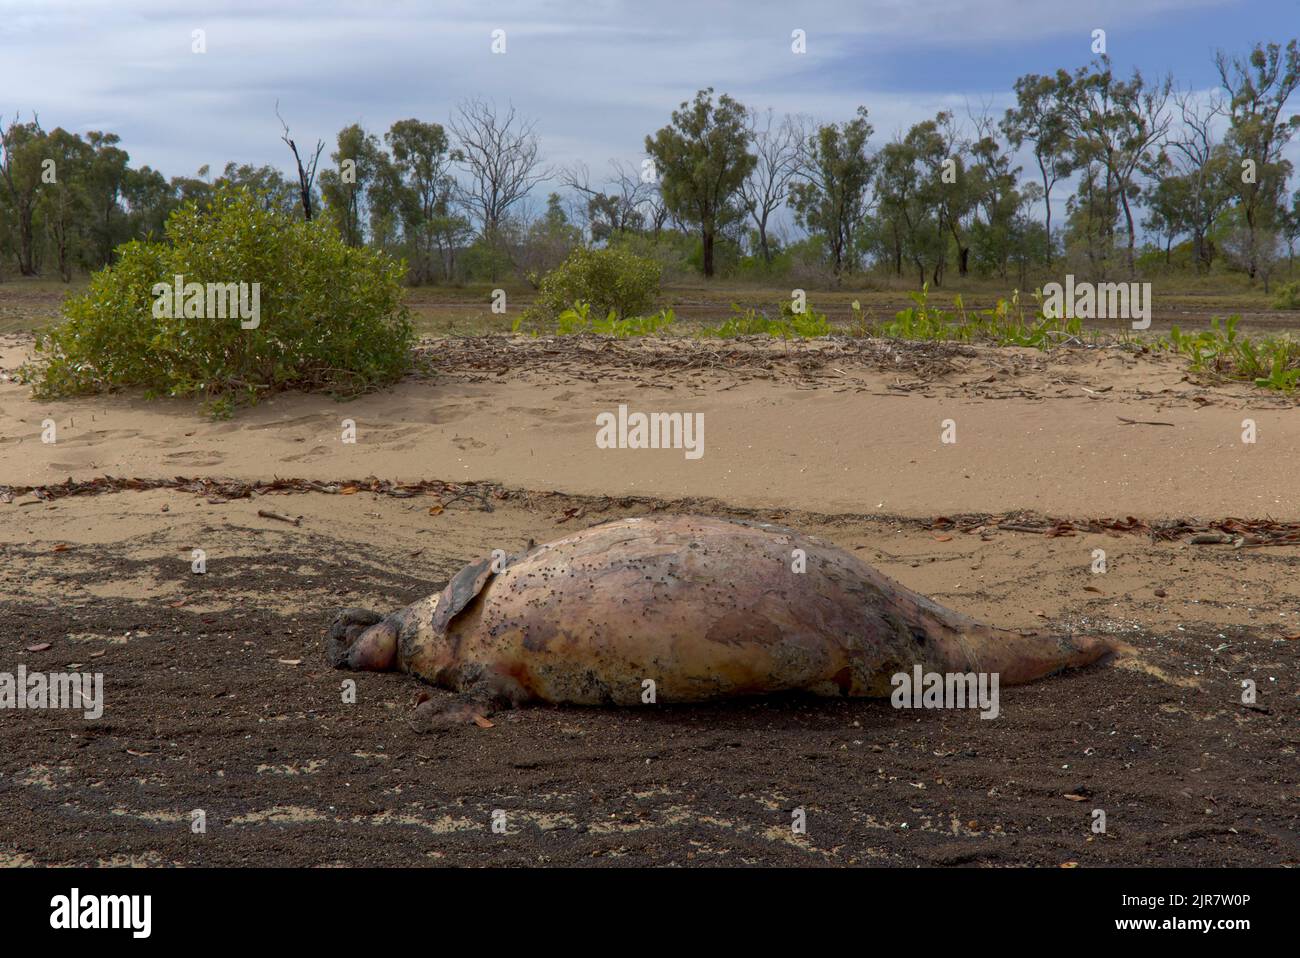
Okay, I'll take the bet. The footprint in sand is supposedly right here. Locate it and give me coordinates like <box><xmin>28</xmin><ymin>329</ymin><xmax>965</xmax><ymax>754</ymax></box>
<box><xmin>452</xmin><ymin>435</ymin><xmax>486</xmax><ymax>451</ymax></box>
<box><xmin>244</xmin><ymin>413</ymin><xmax>336</xmax><ymax>431</ymax></box>
<box><xmin>60</xmin><ymin>427</ymin><xmax>143</xmax><ymax>446</ymax></box>
<box><xmin>281</xmin><ymin>445</ymin><xmax>331</xmax><ymax>463</ymax></box>
<box><xmin>164</xmin><ymin>450</ymin><xmax>226</xmax><ymax>466</ymax></box>
<box><xmin>423</xmin><ymin>403</ymin><xmax>474</xmax><ymax>424</ymax></box>
<box><xmin>367</xmin><ymin>424</ymin><xmax>424</xmax><ymax>441</ymax></box>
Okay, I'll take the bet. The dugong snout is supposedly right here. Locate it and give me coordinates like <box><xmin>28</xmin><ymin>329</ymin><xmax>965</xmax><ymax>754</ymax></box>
<box><xmin>326</xmin><ymin>608</ymin><xmax>398</xmax><ymax>671</ymax></box>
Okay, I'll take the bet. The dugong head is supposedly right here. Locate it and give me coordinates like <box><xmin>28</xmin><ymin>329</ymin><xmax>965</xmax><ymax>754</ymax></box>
<box><xmin>325</xmin><ymin>608</ymin><xmax>400</xmax><ymax>671</ymax></box>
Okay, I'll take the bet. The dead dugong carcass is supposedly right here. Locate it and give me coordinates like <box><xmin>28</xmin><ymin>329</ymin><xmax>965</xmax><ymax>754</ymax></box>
<box><xmin>325</xmin><ymin>514</ymin><xmax>1113</xmax><ymax>707</ymax></box>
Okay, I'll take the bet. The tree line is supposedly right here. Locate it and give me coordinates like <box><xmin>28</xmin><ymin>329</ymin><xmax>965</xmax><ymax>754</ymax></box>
<box><xmin>2</xmin><ymin>38</ymin><xmax>1298</xmax><ymax>288</ymax></box>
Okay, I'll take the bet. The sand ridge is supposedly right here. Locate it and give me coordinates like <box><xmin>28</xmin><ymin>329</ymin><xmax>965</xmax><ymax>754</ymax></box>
<box><xmin>2</xmin><ymin>335</ymin><xmax>1297</xmax><ymax>520</ymax></box>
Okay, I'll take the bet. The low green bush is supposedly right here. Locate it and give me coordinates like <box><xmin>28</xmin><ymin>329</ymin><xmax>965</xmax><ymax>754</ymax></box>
<box><xmin>1162</xmin><ymin>315</ymin><xmax>1300</xmax><ymax>391</ymax></box>
<box><xmin>24</xmin><ymin>187</ymin><xmax>414</xmax><ymax>416</ymax></box>
<box><xmin>855</xmin><ymin>286</ymin><xmax>1087</xmax><ymax>347</ymax></box>
<box><xmin>1271</xmin><ymin>281</ymin><xmax>1300</xmax><ymax>310</ymax></box>
<box><xmin>522</xmin><ymin>246</ymin><xmax>661</xmax><ymax>327</ymax></box>
<box><xmin>513</xmin><ymin>300</ymin><xmax>675</xmax><ymax>338</ymax></box>
<box><xmin>699</xmin><ymin>301</ymin><xmax>831</xmax><ymax>339</ymax></box>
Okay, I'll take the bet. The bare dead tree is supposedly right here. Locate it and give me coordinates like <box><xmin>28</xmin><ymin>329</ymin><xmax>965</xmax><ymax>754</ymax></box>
<box><xmin>741</xmin><ymin>108</ymin><xmax>807</xmax><ymax>264</ymax></box>
<box><xmin>450</xmin><ymin>98</ymin><xmax>549</xmax><ymax>238</ymax></box>
<box><xmin>562</xmin><ymin>159</ymin><xmax>652</xmax><ymax>242</ymax></box>
<box><xmin>1165</xmin><ymin>89</ymin><xmax>1232</xmax><ymax>270</ymax></box>
<box><xmin>560</xmin><ymin>160</ymin><xmax>598</xmax><ymax>236</ymax></box>
<box><xmin>275</xmin><ymin>102</ymin><xmax>323</xmax><ymax>221</ymax></box>
<box><xmin>646</xmin><ymin>182</ymin><xmax>671</xmax><ymax>239</ymax></box>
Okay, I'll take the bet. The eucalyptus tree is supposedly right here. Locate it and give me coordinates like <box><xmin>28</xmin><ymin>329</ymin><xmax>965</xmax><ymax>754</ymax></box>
<box><xmin>83</xmin><ymin>131</ymin><xmax>130</xmax><ymax>266</ymax></box>
<box><xmin>1142</xmin><ymin>168</ymin><xmax>1192</xmax><ymax>263</ymax></box>
<box><xmin>789</xmin><ymin>107</ymin><xmax>875</xmax><ymax>277</ymax></box>
<box><xmin>967</xmin><ymin>118</ymin><xmax>1024</xmax><ymax>279</ymax></box>
<box><xmin>0</xmin><ymin>115</ymin><xmax>47</xmax><ymax>275</ymax></box>
<box><xmin>122</xmin><ymin>165</ymin><xmax>175</xmax><ymax>243</ymax></box>
<box><xmin>38</xmin><ymin>128</ymin><xmax>92</xmax><ymax>280</ymax></box>
<box><xmin>319</xmin><ymin>123</ymin><xmax>387</xmax><ymax>247</ymax></box>
<box><xmin>382</xmin><ymin>118</ymin><xmax>456</xmax><ymax>282</ymax></box>
<box><xmin>1281</xmin><ymin>188</ymin><xmax>1300</xmax><ymax>269</ymax></box>
<box><xmin>1054</xmin><ymin>58</ymin><xmax>1173</xmax><ymax>274</ymax></box>
<box><xmin>1215</xmin><ymin>40</ymin><xmax>1300</xmax><ymax>278</ymax></box>
<box><xmin>1002</xmin><ymin>72</ymin><xmax>1075</xmax><ymax>265</ymax></box>
<box><xmin>644</xmin><ymin>88</ymin><xmax>755</xmax><ymax>278</ymax></box>
<box><xmin>874</xmin><ymin>128</ymin><xmax>947</xmax><ymax>286</ymax></box>
<box><xmin>1158</xmin><ymin>90</ymin><xmax>1236</xmax><ymax>271</ymax></box>
<box><xmin>931</xmin><ymin>111</ymin><xmax>983</xmax><ymax>278</ymax></box>
<box><xmin>562</xmin><ymin>159</ymin><xmax>651</xmax><ymax>243</ymax></box>
<box><xmin>214</xmin><ymin>162</ymin><xmax>298</xmax><ymax>215</ymax></box>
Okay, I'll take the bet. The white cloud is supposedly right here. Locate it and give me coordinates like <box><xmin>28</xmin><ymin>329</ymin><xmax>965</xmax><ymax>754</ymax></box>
<box><xmin>0</xmin><ymin>0</ymin><xmax>1259</xmax><ymax>220</ymax></box>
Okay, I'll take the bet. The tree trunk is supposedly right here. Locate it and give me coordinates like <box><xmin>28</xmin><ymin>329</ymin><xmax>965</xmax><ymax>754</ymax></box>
<box><xmin>702</xmin><ymin>230</ymin><xmax>715</xmax><ymax>278</ymax></box>
<box><xmin>1119</xmin><ymin>188</ymin><xmax>1137</xmax><ymax>276</ymax></box>
<box><xmin>1042</xmin><ymin>163</ymin><xmax>1053</xmax><ymax>268</ymax></box>
<box><xmin>1245</xmin><ymin>204</ymin><xmax>1258</xmax><ymax>279</ymax></box>
<box><xmin>17</xmin><ymin>209</ymin><xmax>35</xmax><ymax>276</ymax></box>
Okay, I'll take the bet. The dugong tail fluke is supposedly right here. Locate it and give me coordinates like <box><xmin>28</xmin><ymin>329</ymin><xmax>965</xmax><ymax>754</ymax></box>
<box><xmin>326</xmin><ymin>515</ymin><xmax>1116</xmax><ymax>708</ymax></box>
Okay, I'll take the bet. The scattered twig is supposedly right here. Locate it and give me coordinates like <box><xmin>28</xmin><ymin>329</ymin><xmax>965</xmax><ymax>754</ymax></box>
<box><xmin>439</xmin><ymin>491</ymin><xmax>494</xmax><ymax>513</ymax></box>
<box><xmin>1117</xmin><ymin>416</ymin><xmax>1175</xmax><ymax>427</ymax></box>
<box><xmin>257</xmin><ymin>509</ymin><xmax>301</xmax><ymax>527</ymax></box>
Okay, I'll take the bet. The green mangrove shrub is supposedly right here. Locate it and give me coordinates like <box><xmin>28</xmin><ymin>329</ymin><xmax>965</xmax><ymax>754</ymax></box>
<box><xmin>25</xmin><ymin>187</ymin><xmax>414</xmax><ymax>415</ymax></box>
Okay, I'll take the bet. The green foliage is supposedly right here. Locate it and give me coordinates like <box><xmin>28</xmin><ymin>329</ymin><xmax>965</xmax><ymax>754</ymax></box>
<box><xmin>1160</xmin><ymin>315</ymin><xmax>1300</xmax><ymax>391</ymax></box>
<box><xmin>684</xmin><ymin>233</ymin><xmax>743</xmax><ymax>277</ymax></box>
<box><xmin>698</xmin><ymin>301</ymin><xmax>831</xmax><ymax>339</ymax></box>
<box><xmin>856</xmin><ymin>285</ymin><xmax>1086</xmax><ymax>347</ymax></box>
<box><xmin>528</xmin><ymin>300</ymin><xmax>675</xmax><ymax>337</ymax></box>
<box><xmin>522</xmin><ymin>246</ymin><xmax>662</xmax><ymax>326</ymax></box>
<box><xmin>789</xmin><ymin>107</ymin><xmax>875</xmax><ymax>275</ymax></box>
<box><xmin>606</xmin><ymin>230</ymin><xmax>694</xmax><ymax>279</ymax></box>
<box><xmin>24</xmin><ymin>188</ymin><xmax>413</xmax><ymax>413</ymax></box>
<box><xmin>318</xmin><ymin>123</ymin><xmax>386</xmax><ymax>247</ymax></box>
<box><xmin>644</xmin><ymin>88</ymin><xmax>756</xmax><ymax>277</ymax></box>
<box><xmin>1270</xmin><ymin>280</ymin><xmax>1300</xmax><ymax>309</ymax></box>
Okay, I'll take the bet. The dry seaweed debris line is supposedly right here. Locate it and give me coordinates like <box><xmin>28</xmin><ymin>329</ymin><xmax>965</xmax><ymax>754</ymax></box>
<box><xmin>418</xmin><ymin>334</ymin><xmax>965</xmax><ymax>380</ymax></box>
<box><xmin>2</xmin><ymin>474</ymin><xmax>1298</xmax><ymax>547</ymax></box>
<box><xmin>0</xmin><ymin>475</ymin><xmax>499</xmax><ymax>511</ymax></box>
<box><xmin>930</xmin><ymin>513</ymin><xmax>1300</xmax><ymax>547</ymax></box>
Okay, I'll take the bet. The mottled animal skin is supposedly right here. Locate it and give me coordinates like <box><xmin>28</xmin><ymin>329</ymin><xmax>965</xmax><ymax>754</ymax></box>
<box><xmin>325</xmin><ymin>515</ymin><xmax>1113</xmax><ymax>706</ymax></box>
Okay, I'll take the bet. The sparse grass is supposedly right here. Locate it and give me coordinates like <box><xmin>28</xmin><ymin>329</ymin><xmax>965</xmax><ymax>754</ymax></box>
<box><xmin>1271</xmin><ymin>281</ymin><xmax>1300</xmax><ymax>310</ymax></box>
<box><xmin>6</xmin><ymin>273</ymin><xmax>1300</xmax><ymax>339</ymax></box>
<box><xmin>516</xmin><ymin>300</ymin><xmax>675</xmax><ymax>337</ymax></box>
<box><xmin>853</xmin><ymin>285</ymin><xmax>1094</xmax><ymax>347</ymax></box>
<box><xmin>1160</xmin><ymin>315</ymin><xmax>1300</xmax><ymax>391</ymax></box>
<box><xmin>5</xmin><ymin>266</ymin><xmax>1300</xmax><ymax>394</ymax></box>
<box><xmin>698</xmin><ymin>301</ymin><xmax>831</xmax><ymax>339</ymax></box>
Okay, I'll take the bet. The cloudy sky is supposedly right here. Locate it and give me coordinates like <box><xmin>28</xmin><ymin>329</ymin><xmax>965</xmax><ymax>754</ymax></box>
<box><xmin>2</xmin><ymin>0</ymin><xmax>1296</xmax><ymax>225</ymax></box>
